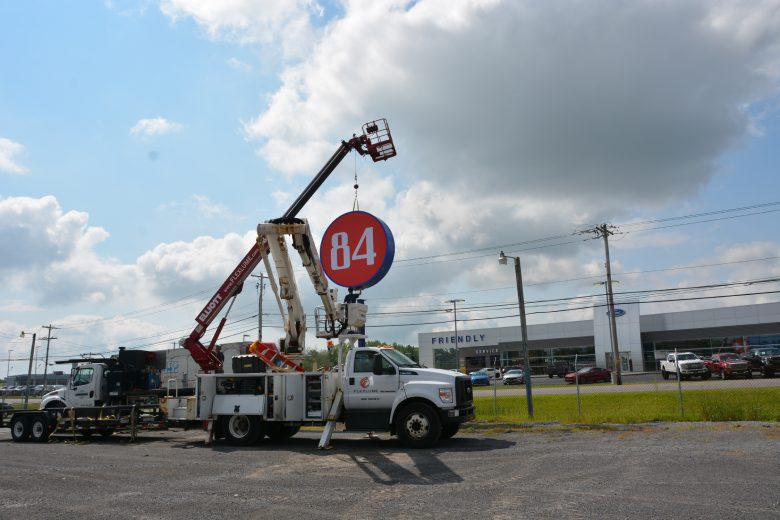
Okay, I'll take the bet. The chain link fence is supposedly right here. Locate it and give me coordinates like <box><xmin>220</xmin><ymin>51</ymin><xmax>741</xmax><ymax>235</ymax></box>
<box><xmin>474</xmin><ymin>348</ymin><xmax>780</xmax><ymax>423</ymax></box>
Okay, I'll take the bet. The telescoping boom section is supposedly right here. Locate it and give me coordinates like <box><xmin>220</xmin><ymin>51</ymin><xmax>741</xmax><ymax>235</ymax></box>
<box><xmin>182</xmin><ymin>119</ymin><xmax>396</xmax><ymax>373</ymax></box>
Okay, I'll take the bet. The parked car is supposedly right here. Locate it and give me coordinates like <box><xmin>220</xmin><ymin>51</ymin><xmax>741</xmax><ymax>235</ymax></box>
<box><xmin>477</xmin><ymin>368</ymin><xmax>501</xmax><ymax>379</ymax></box>
<box><xmin>565</xmin><ymin>367</ymin><xmax>612</xmax><ymax>384</ymax></box>
<box><xmin>502</xmin><ymin>369</ymin><xmax>525</xmax><ymax>385</ymax></box>
<box><xmin>742</xmin><ymin>347</ymin><xmax>780</xmax><ymax>378</ymax></box>
<box><xmin>704</xmin><ymin>352</ymin><xmax>752</xmax><ymax>379</ymax></box>
<box><xmin>470</xmin><ymin>371</ymin><xmax>491</xmax><ymax>386</ymax></box>
<box><xmin>546</xmin><ymin>361</ymin><xmax>574</xmax><ymax>378</ymax></box>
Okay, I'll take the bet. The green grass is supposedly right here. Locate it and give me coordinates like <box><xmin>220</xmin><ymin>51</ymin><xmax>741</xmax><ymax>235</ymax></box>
<box><xmin>474</xmin><ymin>387</ymin><xmax>780</xmax><ymax>423</ymax></box>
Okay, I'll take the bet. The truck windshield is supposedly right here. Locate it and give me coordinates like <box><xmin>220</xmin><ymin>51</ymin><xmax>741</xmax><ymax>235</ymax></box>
<box><xmin>676</xmin><ymin>354</ymin><xmax>698</xmax><ymax>361</ymax></box>
<box><xmin>381</xmin><ymin>349</ymin><xmax>420</xmax><ymax>368</ymax></box>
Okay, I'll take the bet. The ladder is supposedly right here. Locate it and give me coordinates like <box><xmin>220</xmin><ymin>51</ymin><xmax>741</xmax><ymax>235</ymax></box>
<box><xmin>248</xmin><ymin>341</ymin><xmax>305</xmax><ymax>373</ymax></box>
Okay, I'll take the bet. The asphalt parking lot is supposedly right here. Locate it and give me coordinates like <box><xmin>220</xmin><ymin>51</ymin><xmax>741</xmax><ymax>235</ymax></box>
<box><xmin>1</xmin><ymin>422</ymin><xmax>778</xmax><ymax>519</ymax></box>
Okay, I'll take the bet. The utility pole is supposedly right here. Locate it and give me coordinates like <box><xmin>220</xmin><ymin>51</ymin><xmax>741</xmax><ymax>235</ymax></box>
<box><xmin>581</xmin><ymin>224</ymin><xmax>622</xmax><ymax>385</ymax></box>
<box><xmin>19</xmin><ymin>331</ymin><xmax>36</xmax><ymax>409</ymax></box>
<box><xmin>41</xmin><ymin>324</ymin><xmax>58</xmax><ymax>391</ymax></box>
<box><xmin>446</xmin><ymin>299</ymin><xmax>465</xmax><ymax>371</ymax></box>
<box><xmin>499</xmin><ymin>251</ymin><xmax>534</xmax><ymax>418</ymax></box>
<box><xmin>251</xmin><ymin>273</ymin><xmax>269</xmax><ymax>342</ymax></box>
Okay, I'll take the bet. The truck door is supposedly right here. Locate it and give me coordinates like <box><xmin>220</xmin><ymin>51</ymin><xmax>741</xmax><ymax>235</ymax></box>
<box><xmin>345</xmin><ymin>350</ymin><xmax>399</xmax><ymax>412</ymax></box>
<box><xmin>68</xmin><ymin>366</ymin><xmax>97</xmax><ymax>407</ymax></box>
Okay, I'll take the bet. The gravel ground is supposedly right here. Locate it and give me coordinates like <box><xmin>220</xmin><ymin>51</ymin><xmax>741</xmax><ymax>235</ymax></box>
<box><xmin>1</xmin><ymin>422</ymin><xmax>778</xmax><ymax>520</ymax></box>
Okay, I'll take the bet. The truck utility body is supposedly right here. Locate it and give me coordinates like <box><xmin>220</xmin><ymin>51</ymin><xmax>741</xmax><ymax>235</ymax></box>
<box><xmin>198</xmin><ymin>346</ymin><xmax>474</xmax><ymax>448</ymax></box>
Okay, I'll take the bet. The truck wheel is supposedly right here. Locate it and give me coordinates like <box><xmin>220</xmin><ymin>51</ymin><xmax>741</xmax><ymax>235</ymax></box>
<box><xmin>396</xmin><ymin>403</ymin><xmax>441</xmax><ymax>449</ymax></box>
<box><xmin>30</xmin><ymin>416</ymin><xmax>50</xmax><ymax>443</ymax></box>
<box><xmin>224</xmin><ymin>414</ymin><xmax>263</xmax><ymax>446</ymax></box>
<box><xmin>440</xmin><ymin>423</ymin><xmax>460</xmax><ymax>440</ymax></box>
<box><xmin>702</xmin><ymin>372</ymin><xmax>711</xmax><ymax>380</ymax></box>
<box><xmin>100</xmin><ymin>429</ymin><xmax>115</xmax><ymax>438</ymax></box>
<box><xmin>266</xmin><ymin>423</ymin><xmax>300</xmax><ymax>441</ymax></box>
<box><xmin>661</xmin><ymin>369</ymin><xmax>669</xmax><ymax>380</ymax></box>
<box><xmin>10</xmin><ymin>416</ymin><xmax>30</xmax><ymax>442</ymax></box>
<box><xmin>548</xmin><ymin>374</ymin><xmax>553</xmax><ymax>378</ymax></box>
<box><xmin>746</xmin><ymin>370</ymin><xmax>753</xmax><ymax>379</ymax></box>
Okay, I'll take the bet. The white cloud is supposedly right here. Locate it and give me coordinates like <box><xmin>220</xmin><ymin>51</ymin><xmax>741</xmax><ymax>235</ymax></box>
<box><xmin>129</xmin><ymin>117</ymin><xmax>183</xmax><ymax>137</ymax></box>
<box><xmin>243</xmin><ymin>0</ymin><xmax>780</xmax><ymax>209</ymax></box>
<box><xmin>192</xmin><ymin>194</ymin><xmax>228</xmax><ymax>219</ymax></box>
<box><xmin>227</xmin><ymin>56</ymin><xmax>253</xmax><ymax>71</ymax></box>
<box><xmin>0</xmin><ymin>137</ymin><xmax>29</xmax><ymax>174</ymax></box>
<box><xmin>160</xmin><ymin>0</ymin><xmax>323</xmax><ymax>60</ymax></box>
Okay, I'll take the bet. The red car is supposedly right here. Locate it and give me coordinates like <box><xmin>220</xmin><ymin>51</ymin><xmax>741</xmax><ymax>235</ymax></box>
<box><xmin>565</xmin><ymin>367</ymin><xmax>612</xmax><ymax>384</ymax></box>
<box><xmin>704</xmin><ymin>352</ymin><xmax>752</xmax><ymax>379</ymax></box>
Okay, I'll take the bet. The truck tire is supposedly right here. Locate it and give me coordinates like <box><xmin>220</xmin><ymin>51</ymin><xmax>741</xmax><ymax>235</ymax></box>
<box><xmin>266</xmin><ymin>423</ymin><xmax>300</xmax><ymax>441</ymax></box>
<box><xmin>702</xmin><ymin>372</ymin><xmax>711</xmax><ymax>380</ymax></box>
<box><xmin>10</xmin><ymin>416</ymin><xmax>30</xmax><ymax>442</ymax></box>
<box><xmin>746</xmin><ymin>370</ymin><xmax>753</xmax><ymax>379</ymax></box>
<box><xmin>440</xmin><ymin>423</ymin><xmax>460</xmax><ymax>440</ymax></box>
<box><xmin>223</xmin><ymin>414</ymin><xmax>263</xmax><ymax>446</ymax></box>
<box><xmin>30</xmin><ymin>415</ymin><xmax>50</xmax><ymax>443</ymax></box>
<box><xmin>396</xmin><ymin>402</ymin><xmax>441</xmax><ymax>449</ymax></box>
<box><xmin>661</xmin><ymin>369</ymin><xmax>669</xmax><ymax>380</ymax></box>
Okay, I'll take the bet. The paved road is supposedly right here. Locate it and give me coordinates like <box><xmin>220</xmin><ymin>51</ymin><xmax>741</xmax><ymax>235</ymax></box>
<box><xmin>1</xmin><ymin>423</ymin><xmax>778</xmax><ymax>519</ymax></box>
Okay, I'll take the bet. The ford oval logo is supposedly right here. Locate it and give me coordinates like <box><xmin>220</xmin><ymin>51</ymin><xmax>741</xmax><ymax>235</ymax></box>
<box><xmin>607</xmin><ymin>308</ymin><xmax>626</xmax><ymax>317</ymax></box>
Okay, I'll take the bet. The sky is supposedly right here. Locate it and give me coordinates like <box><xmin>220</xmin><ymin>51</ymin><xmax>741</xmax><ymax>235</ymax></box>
<box><xmin>2</xmin><ymin>0</ymin><xmax>780</xmax><ymax>376</ymax></box>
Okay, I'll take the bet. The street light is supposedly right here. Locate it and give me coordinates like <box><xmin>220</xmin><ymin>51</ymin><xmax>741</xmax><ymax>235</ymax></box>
<box><xmin>19</xmin><ymin>331</ymin><xmax>36</xmax><ymax>410</ymax></box>
<box><xmin>498</xmin><ymin>251</ymin><xmax>534</xmax><ymax>419</ymax></box>
<box><xmin>445</xmin><ymin>299</ymin><xmax>465</xmax><ymax>371</ymax></box>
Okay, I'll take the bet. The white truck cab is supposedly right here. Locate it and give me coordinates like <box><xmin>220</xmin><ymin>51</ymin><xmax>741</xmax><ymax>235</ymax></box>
<box><xmin>40</xmin><ymin>363</ymin><xmax>107</xmax><ymax>409</ymax></box>
<box><xmin>196</xmin><ymin>346</ymin><xmax>474</xmax><ymax>448</ymax></box>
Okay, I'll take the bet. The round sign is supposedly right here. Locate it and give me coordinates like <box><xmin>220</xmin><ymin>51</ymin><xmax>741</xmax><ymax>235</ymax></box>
<box><xmin>320</xmin><ymin>211</ymin><xmax>395</xmax><ymax>289</ymax></box>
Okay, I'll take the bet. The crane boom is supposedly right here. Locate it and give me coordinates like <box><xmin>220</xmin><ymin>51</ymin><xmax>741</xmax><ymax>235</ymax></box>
<box><xmin>182</xmin><ymin>119</ymin><xmax>396</xmax><ymax>372</ymax></box>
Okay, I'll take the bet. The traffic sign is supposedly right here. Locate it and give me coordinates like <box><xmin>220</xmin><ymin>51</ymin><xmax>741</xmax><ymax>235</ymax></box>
<box><xmin>320</xmin><ymin>211</ymin><xmax>395</xmax><ymax>289</ymax></box>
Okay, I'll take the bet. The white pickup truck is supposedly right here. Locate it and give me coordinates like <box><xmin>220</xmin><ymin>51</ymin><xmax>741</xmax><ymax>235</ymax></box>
<box><xmin>660</xmin><ymin>352</ymin><xmax>712</xmax><ymax>380</ymax></box>
<box><xmin>187</xmin><ymin>345</ymin><xmax>475</xmax><ymax>449</ymax></box>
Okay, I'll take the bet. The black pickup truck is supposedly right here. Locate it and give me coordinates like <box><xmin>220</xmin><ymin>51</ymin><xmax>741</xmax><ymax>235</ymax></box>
<box><xmin>742</xmin><ymin>347</ymin><xmax>780</xmax><ymax>377</ymax></box>
<box><xmin>546</xmin><ymin>361</ymin><xmax>573</xmax><ymax>378</ymax></box>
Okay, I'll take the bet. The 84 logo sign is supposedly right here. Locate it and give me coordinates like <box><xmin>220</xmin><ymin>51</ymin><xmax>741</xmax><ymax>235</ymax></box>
<box><xmin>320</xmin><ymin>211</ymin><xmax>395</xmax><ymax>290</ymax></box>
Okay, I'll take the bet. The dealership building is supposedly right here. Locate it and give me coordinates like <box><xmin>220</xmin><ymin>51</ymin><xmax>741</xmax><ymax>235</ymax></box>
<box><xmin>418</xmin><ymin>301</ymin><xmax>780</xmax><ymax>374</ymax></box>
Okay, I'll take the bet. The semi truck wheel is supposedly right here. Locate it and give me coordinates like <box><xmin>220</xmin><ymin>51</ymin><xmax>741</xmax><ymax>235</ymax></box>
<box><xmin>439</xmin><ymin>423</ymin><xmax>460</xmax><ymax>440</ymax></box>
<box><xmin>396</xmin><ymin>403</ymin><xmax>441</xmax><ymax>449</ymax></box>
<box><xmin>10</xmin><ymin>416</ymin><xmax>30</xmax><ymax>442</ymax></box>
<box><xmin>224</xmin><ymin>415</ymin><xmax>263</xmax><ymax>446</ymax></box>
<box><xmin>30</xmin><ymin>416</ymin><xmax>51</xmax><ymax>443</ymax></box>
<box><xmin>266</xmin><ymin>423</ymin><xmax>300</xmax><ymax>441</ymax></box>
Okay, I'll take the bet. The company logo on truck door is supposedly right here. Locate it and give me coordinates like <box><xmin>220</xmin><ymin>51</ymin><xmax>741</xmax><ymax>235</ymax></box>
<box><xmin>360</xmin><ymin>376</ymin><xmax>371</xmax><ymax>388</ymax></box>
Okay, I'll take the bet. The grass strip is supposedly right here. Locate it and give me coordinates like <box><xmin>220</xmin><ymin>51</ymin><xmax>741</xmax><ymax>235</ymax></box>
<box><xmin>474</xmin><ymin>387</ymin><xmax>780</xmax><ymax>423</ymax></box>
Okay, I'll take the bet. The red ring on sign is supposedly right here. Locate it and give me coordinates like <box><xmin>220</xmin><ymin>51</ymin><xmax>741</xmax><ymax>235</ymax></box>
<box><xmin>320</xmin><ymin>211</ymin><xmax>395</xmax><ymax>290</ymax></box>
